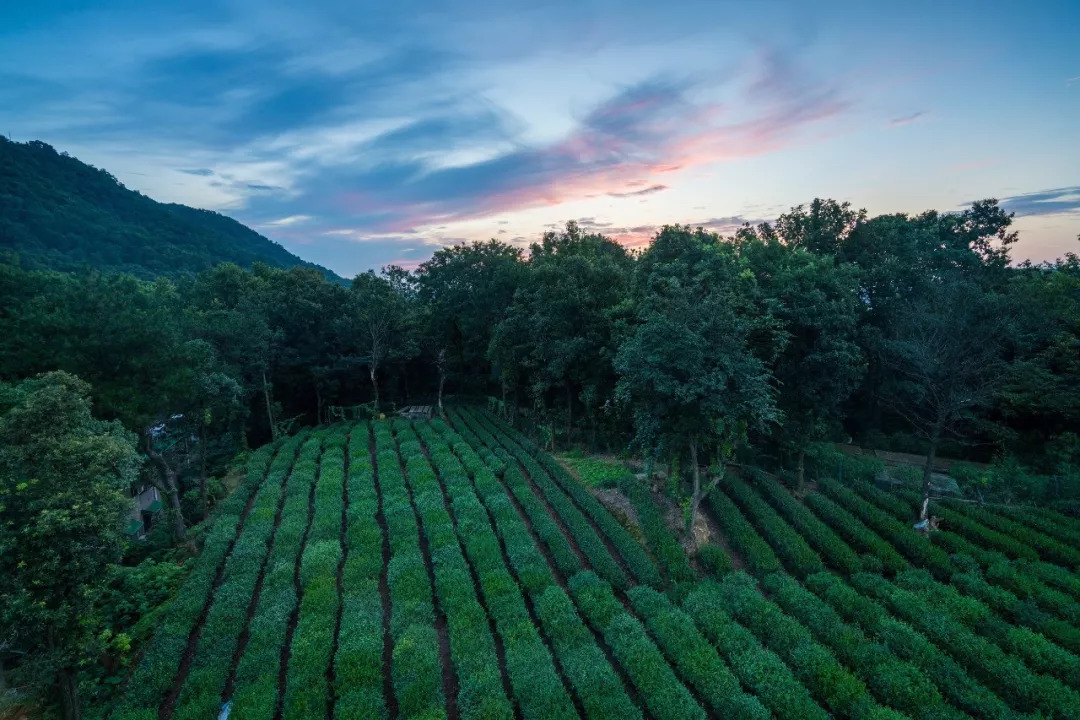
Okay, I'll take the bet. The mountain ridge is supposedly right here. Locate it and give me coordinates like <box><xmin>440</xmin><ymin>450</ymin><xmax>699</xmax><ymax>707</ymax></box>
<box><xmin>0</xmin><ymin>137</ymin><xmax>341</xmax><ymax>281</ymax></box>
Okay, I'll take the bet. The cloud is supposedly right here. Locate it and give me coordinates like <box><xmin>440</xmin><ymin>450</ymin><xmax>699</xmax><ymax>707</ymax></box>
<box><xmin>888</xmin><ymin>111</ymin><xmax>926</xmax><ymax>127</ymax></box>
<box><xmin>262</xmin><ymin>214</ymin><xmax>312</xmax><ymax>226</ymax></box>
<box><xmin>996</xmin><ymin>186</ymin><xmax>1080</xmax><ymax>217</ymax></box>
<box><xmin>179</xmin><ymin>167</ymin><xmax>214</xmax><ymax>176</ymax></box>
<box><xmin>608</xmin><ymin>183</ymin><xmax>668</xmax><ymax>198</ymax></box>
<box><xmin>693</xmin><ymin>215</ymin><xmax>767</xmax><ymax>230</ymax></box>
<box><xmin>246</xmin><ymin>54</ymin><xmax>845</xmax><ymax>237</ymax></box>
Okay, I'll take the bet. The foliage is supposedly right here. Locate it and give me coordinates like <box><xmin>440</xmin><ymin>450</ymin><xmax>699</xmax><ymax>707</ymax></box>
<box><xmin>722</xmin><ymin>477</ymin><xmax>824</xmax><ymax>577</ymax></box>
<box><xmin>749</xmin><ymin>470</ymin><xmax>862</xmax><ymax>574</ymax></box>
<box><xmin>705</xmin><ymin>491</ymin><xmax>781</xmax><ymax>575</ymax></box>
<box><xmin>851</xmin><ymin>572</ymin><xmax>1080</xmax><ymax>717</ymax></box>
<box><xmin>805</xmin><ymin>572</ymin><xmax>1017</xmax><ymax>720</ymax></box>
<box><xmin>0</xmin><ymin>138</ymin><xmax>337</xmax><ymax>280</ymax></box>
<box><xmin>556</xmin><ymin>454</ymin><xmax>628</xmax><ymax>489</ymax></box>
<box><xmin>681</xmin><ymin>581</ymin><xmax>829</xmax><ymax>720</ymax></box>
<box><xmin>569</xmin><ymin>572</ymin><xmax>705</xmax><ymax>720</ymax></box>
<box><xmin>0</xmin><ymin>372</ymin><xmax>140</xmax><ymax>719</ymax></box>
<box><xmin>619</xmin><ymin>476</ymin><xmax>696</xmax><ymax>584</ymax></box>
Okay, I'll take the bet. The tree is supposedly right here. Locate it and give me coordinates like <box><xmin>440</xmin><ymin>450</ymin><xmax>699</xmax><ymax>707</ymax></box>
<box><xmin>737</xmin><ymin>230</ymin><xmax>866</xmax><ymax>489</ymax></box>
<box><xmin>615</xmin><ymin>226</ymin><xmax>778</xmax><ymax>537</ymax></box>
<box><xmin>0</xmin><ymin>372</ymin><xmax>140</xmax><ymax>720</ymax></box>
<box><xmin>416</xmin><ymin>240</ymin><xmax>524</xmax><ymax>397</ymax></box>
<box><xmin>489</xmin><ymin>222</ymin><xmax>632</xmax><ymax>444</ymax></box>
<box><xmin>344</xmin><ymin>270</ymin><xmax>418</xmax><ymax>413</ymax></box>
<box><xmin>882</xmin><ymin>280</ymin><xmax>1015</xmax><ymax>522</ymax></box>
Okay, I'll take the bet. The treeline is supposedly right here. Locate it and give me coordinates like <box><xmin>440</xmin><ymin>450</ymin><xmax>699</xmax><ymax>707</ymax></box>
<box><xmin>1</xmin><ymin>197</ymin><xmax>1078</xmax><ymax>537</ymax></box>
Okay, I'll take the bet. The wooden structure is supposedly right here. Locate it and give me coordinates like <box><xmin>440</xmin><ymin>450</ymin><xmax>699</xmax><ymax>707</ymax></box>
<box><xmin>399</xmin><ymin>405</ymin><xmax>433</xmax><ymax>420</ymax></box>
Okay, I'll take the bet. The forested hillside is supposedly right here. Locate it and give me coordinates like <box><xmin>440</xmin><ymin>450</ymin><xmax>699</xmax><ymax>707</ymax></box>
<box><xmin>0</xmin><ymin>138</ymin><xmax>338</xmax><ymax>279</ymax></box>
<box><xmin>2</xmin><ymin>193</ymin><xmax>1080</xmax><ymax>720</ymax></box>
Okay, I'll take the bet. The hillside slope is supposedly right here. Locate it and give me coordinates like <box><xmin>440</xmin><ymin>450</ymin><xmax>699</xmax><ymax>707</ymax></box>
<box><xmin>0</xmin><ymin>137</ymin><xmax>339</xmax><ymax>279</ymax></box>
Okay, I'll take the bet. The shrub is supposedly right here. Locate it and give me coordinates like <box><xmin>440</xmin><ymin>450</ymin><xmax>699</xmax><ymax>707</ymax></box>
<box><xmin>113</xmin><ymin>437</ymin><xmax>292</xmax><ymax>717</ymax></box>
<box><xmin>937</xmin><ymin>508</ymin><xmax>1041</xmax><ymax>562</ymax></box>
<box><xmin>535</xmin><ymin>585</ymin><xmax>642</xmax><ymax>720</ymax></box>
<box><xmin>433</xmin><ymin>415</ymin><xmax>607</xmax><ymax>720</ymax></box>
<box><xmin>714</xmin><ymin>573</ymin><xmax>887</xmax><ymax>719</ymax></box>
<box><xmin>628</xmin><ymin>585</ymin><xmax>770</xmax><ymax>719</ymax></box>
<box><xmin>465</xmin><ymin>411</ymin><xmax>629</xmax><ymax>590</ymax></box>
<box><xmin>620</xmin><ymin>475</ymin><xmax>696</xmax><ymax>584</ymax></box>
<box><xmin>570</xmin><ymin>572</ymin><xmax>705</xmax><ymax>720</ymax></box>
<box><xmin>681</xmin><ymin>581</ymin><xmax>828</xmax><ymax>720</ymax></box>
<box><xmin>227</xmin><ymin>434</ymin><xmax>324</xmax><ymax>720</ymax></box>
<box><xmin>751</xmin><ymin>472</ymin><xmax>862</xmax><ymax>574</ymax></box>
<box><xmin>762</xmin><ymin>573</ymin><xmax>957</xmax><ymax>720</ymax></box>
<box><xmin>724</xmin><ymin>477</ymin><xmax>824</xmax><ymax>577</ymax></box>
<box><xmin>804</xmin><ymin>493</ymin><xmax>908</xmax><ymax>574</ymax></box>
<box><xmin>705</xmin><ymin>491</ymin><xmax>781</xmax><ymax>575</ymax></box>
<box><xmin>820</xmin><ymin>480</ymin><xmax>952</xmax><ymax>578</ymax></box>
<box><xmin>850</xmin><ymin>572</ymin><xmax>1080</xmax><ymax>717</ymax></box>
<box><xmin>475</xmin><ymin>409</ymin><xmax>662</xmax><ymax>589</ymax></box>
<box><xmin>696</xmin><ymin>544</ymin><xmax>733</xmax><ymax>575</ymax></box>
<box><xmin>804</xmin><ymin>572</ymin><xmax>1017</xmax><ymax>720</ymax></box>
<box><xmin>947</xmin><ymin>502</ymin><xmax>1080</xmax><ymax>568</ymax></box>
<box><xmin>396</xmin><ymin>421</ymin><xmax>514</xmax><ymax>720</ymax></box>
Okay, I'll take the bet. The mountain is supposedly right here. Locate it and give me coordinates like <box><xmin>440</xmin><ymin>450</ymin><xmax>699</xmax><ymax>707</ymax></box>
<box><xmin>0</xmin><ymin>137</ymin><xmax>340</xmax><ymax>280</ymax></box>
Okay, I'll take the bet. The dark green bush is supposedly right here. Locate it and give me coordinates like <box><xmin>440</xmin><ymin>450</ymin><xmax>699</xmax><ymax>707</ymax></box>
<box><xmin>696</xmin><ymin>544</ymin><xmax>733</xmax><ymax>575</ymax></box>
<box><xmin>724</xmin><ymin>477</ymin><xmax>824</xmax><ymax>577</ymax></box>
<box><xmin>804</xmin><ymin>493</ymin><xmax>908</xmax><ymax>574</ymax></box>
<box><xmin>805</xmin><ymin>572</ymin><xmax>1017</xmax><ymax>720</ymax></box>
<box><xmin>706</xmin><ymin>491</ymin><xmax>781</xmax><ymax>575</ymax></box>
<box><xmin>851</xmin><ymin>572</ymin><xmax>1080</xmax><ymax>717</ymax></box>
<box><xmin>681</xmin><ymin>581</ymin><xmax>828</xmax><ymax>720</ymax></box>
<box><xmin>628</xmin><ymin>585</ymin><xmax>770</xmax><ymax>719</ymax></box>
<box><xmin>751</xmin><ymin>473</ymin><xmax>862</xmax><ymax>574</ymax></box>
<box><xmin>570</xmin><ymin>572</ymin><xmax>705</xmax><ymax>720</ymax></box>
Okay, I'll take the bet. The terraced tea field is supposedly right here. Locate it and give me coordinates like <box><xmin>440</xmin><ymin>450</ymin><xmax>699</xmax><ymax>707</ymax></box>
<box><xmin>114</xmin><ymin>408</ymin><xmax>1080</xmax><ymax>720</ymax></box>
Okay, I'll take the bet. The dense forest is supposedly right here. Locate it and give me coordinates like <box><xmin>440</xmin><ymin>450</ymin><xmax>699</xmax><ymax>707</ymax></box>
<box><xmin>0</xmin><ymin>138</ymin><xmax>338</xmax><ymax>279</ymax></box>
<box><xmin>2</xmin><ymin>168</ymin><xmax>1080</xmax><ymax>717</ymax></box>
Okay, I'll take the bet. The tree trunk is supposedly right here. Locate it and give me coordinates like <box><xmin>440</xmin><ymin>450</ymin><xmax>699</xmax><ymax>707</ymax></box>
<box><xmin>919</xmin><ymin>424</ymin><xmax>942</xmax><ymax>523</ymax></box>
<box><xmin>370</xmin><ymin>364</ymin><xmax>380</xmax><ymax>413</ymax></box>
<box><xmin>315</xmin><ymin>384</ymin><xmax>323</xmax><ymax>425</ymax></box>
<box><xmin>1</xmin><ymin>655</ymin><xmax>6</xmax><ymax>692</ymax></box>
<box><xmin>145</xmin><ymin>438</ymin><xmax>186</xmax><ymax>542</ymax></box>
<box><xmin>688</xmin><ymin>435</ymin><xmax>701</xmax><ymax>534</ymax></box>
<box><xmin>199</xmin><ymin>421</ymin><xmax>208</xmax><ymax>520</ymax></box>
<box><xmin>262</xmin><ymin>370</ymin><xmax>277</xmax><ymax>441</ymax></box>
<box><xmin>436</xmin><ymin>349</ymin><xmax>447</xmax><ymax>418</ymax></box>
<box><xmin>796</xmin><ymin>448</ymin><xmax>806</xmax><ymax>493</ymax></box>
<box><xmin>565</xmin><ymin>382</ymin><xmax>573</xmax><ymax>446</ymax></box>
<box><xmin>58</xmin><ymin>666</ymin><xmax>80</xmax><ymax>720</ymax></box>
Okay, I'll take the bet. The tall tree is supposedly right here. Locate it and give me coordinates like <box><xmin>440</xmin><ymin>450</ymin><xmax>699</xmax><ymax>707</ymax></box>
<box><xmin>490</xmin><ymin>222</ymin><xmax>632</xmax><ymax>443</ymax></box>
<box><xmin>883</xmin><ymin>280</ymin><xmax>1015</xmax><ymax>521</ymax></box>
<box><xmin>0</xmin><ymin>372</ymin><xmax>140</xmax><ymax>720</ymax></box>
<box><xmin>343</xmin><ymin>270</ymin><xmax>418</xmax><ymax>413</ymax></box>
<box><xmin>738</xmin><ymin>229</ymin><xmax>866</xmax><ymax>488</ymax></box>
<box><xmin>416</xmin><ymin>240</ymin><xmax>524</xmax><ymax>397</ymax></box>
<box><xmin>616</xmin><ymin>226</ymin><xmax>778</xmax><ymax>536</ymax></box>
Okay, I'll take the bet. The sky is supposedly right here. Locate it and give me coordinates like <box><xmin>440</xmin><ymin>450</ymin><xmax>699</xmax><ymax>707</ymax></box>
<box><xmin>2</xmin><ymin>0</ymin><xmax>1078</xmax><ymax>277</ymax></box>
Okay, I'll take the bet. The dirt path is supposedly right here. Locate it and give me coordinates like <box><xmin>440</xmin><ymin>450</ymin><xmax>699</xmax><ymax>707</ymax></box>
<box><xmin>369</xmin><ymin>425</ymin><xmax>398</xmax><ymax>719</ymax></box>
<box><xmin>394</xmin><ymin>425</ymin><xmax>460</xmax><ymax>720</ymax></box>
<box><xmin>274</xmin><ymin>438</ymin><xmax>325</xmax><ymax>720</ymax></box>
<box><xmin>160</xmin><ymin>442</ymin><xmax>284</xmax><ymax>720</ymax></box>
<box><xmin>326</xmin><ymin>427</ymin><xmax>351</xmax><ymax>720</ymax></box>
<box><xmin>221</xmin><ymin>441</ymin><xmax>304</xmax><ymax>703</ymax></box>
<box><xmin>417</xmin><ymin>429</ymin><xmax>522</xmax><ymax>720</ymax></box>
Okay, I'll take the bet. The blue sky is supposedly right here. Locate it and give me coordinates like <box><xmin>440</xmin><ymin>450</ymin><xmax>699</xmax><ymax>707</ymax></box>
<box><xmin>2</xmin><ymin>0</ymin><xmax>1078</xmax><ymax>276</ymax></box>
